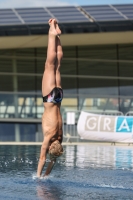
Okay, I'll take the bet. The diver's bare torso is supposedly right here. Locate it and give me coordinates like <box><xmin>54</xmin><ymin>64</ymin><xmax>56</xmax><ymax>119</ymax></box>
<box><xmin>42</xmin><ymin>102</ymin><xmax>63</xmax><ymax>145</ymax></box>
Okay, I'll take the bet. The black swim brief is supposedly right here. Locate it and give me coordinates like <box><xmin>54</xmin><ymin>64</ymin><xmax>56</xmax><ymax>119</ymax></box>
<box><xmin>43</xmin><ymin>87</ymin><xmax>63</xmax><ymax>103</ymax></box>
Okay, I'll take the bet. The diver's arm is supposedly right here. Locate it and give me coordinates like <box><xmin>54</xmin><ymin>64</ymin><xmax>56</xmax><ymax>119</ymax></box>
<box><xmin>43</xmin><ymin>158</ymin><xmax>56</xmax><ymax>176</ymax></box>
<box><xmin>37</xmin><ymin>137</ymin><xmax>50</xmax><ymax>177</ymax></box>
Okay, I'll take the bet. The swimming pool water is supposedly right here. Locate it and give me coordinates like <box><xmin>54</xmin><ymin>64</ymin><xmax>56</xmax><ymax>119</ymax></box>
<box><xmin>0</xmin><ymin>144</ymin><xmax>133</xmax><ymax>200</ymax></box>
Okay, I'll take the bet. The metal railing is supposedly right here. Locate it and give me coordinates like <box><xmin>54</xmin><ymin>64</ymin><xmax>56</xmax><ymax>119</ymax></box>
<box><xmin>125</xmin><ymin>111</ymin><xmax>133</xmax><ymax>116</ymax></box>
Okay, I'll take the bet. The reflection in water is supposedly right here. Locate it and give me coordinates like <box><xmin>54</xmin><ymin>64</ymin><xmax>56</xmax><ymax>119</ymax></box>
<box><xmin>0</xmin><ymin>145</ymin><xmax>133</xmax><ymax>172</ymax></box>
<box><xmin>115</xmin><ymin>148</ymin><xmax>133</xmax><ymax>169</ymax></box>
<box><xmin>65</xmin><ymin>145</ymin><xmax>75</xmax><ymax>167</ymax></box>
<box><xmin>76</xmin><ymin>145</ymin><xmax>86</xmax><ymax>168</ymax></box>
<box><xmin>64</xmin><ymin>145</ymin><xmax>133</xmax><ymax>170</ymax></box>
<box><xmin>36</xmin><ymin>180</ymin><xmax>63</xmax><ymax>200</ymax></box>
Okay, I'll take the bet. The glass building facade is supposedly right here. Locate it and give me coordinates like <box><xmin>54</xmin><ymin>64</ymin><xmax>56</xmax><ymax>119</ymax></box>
<box><xmin>0</xmin><ymin>44</ymin><xmax>133</xmax><ymax>141</ymax></box>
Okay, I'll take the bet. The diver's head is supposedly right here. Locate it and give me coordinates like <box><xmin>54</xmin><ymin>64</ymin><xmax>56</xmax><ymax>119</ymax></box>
<box><xmin>49</xmin><ymin>140</ymin><xmax>63</xmax><ymax>160</ymax></box>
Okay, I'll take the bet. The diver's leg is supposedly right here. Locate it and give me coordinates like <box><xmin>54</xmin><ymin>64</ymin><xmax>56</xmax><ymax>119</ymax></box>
<box><xmin>55</xmin><ymin>21</ymin><xmax>63</xmax><ymax>88</ymax></box>
<box><xmin>55</xmin><ymin>22</ymin><xmax>63</xmax><ymax>141</ymax></box>
<box><xmin>42</xmin><ymin>19</ymin><xmax>57</xmax><ymax>96</ymax></box>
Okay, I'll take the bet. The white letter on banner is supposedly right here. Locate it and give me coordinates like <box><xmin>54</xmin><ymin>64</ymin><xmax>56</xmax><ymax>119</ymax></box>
<box><xmin>103</xmin><ymin>118</ymin><xmax>111</xmax><ymax>131</ymax></box>
<box><xmin>86</xmin><ymin>117</ymin><xmax>96</xmax><ymax>130</ymax></box>
<box><xmin>118</xmin><ymin>119</ymin><xmax>130</xmax><ymax>131</ymax></box>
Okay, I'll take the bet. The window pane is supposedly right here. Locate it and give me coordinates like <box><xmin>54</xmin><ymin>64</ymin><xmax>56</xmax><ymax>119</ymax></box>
<box><xmin>36</xmin><ymin>47</ymin><xmax>46</xmax><ymax>74</ymax></box>
<box><xmin>17</xmin><ymin>75</ymin><xmax>35</xmax><ymax>91</ymax></box>
<box><xmin>0</xmin><ymin>123</ymin><xmax>39</xmax><ymax>142</ymax></box>
<box><xmin>119</xmin><ymin>44</ymin><xmax>133</xmax><ymax>113</ymax></box>
<box><xmin>78</xmin><ymin>60</ymin><xmax>118</xmax><ymax>76</ymax></box>
<box><xmin>0</xmin><ymin>94</ymin><xmax>15</xmax><ymax>118</ymax></box>
<box><xmin>63</xmin><ymin>46</ymin><xmax>76</xmax><ymax>58</ymax></box>
<box><xmin>61</xmin><ymin>77</ymin><xmax>78</xmax><ymax>111</ymax></box>
<box><xmin>119</xmin><ymin>44</ymin><xmax>133</xmax><ymax>61</ymax></box>
<box><xmin>119</xmin><ymin>79</ymin><xmax>133</xmax><ymax>114</ymax></box>
<box><xmin>17</xmin><ymin>59</ymin><xmax>35</xmax><ymax>73</ymax></box>
<box><xmin>78</xmin><ymin>45</ymin><xmax>117</xmax><ymax>76</ymax></box>
<box><xmin>61</xmin><ymin>46</ymin><xmax>77</xmax><ymax>75</ymax></box>
<box><xmin>79</xmin><ymin>77</ymin><xmax>118</xmax><ymax>111</ymax></box>
<box><xmin>0</xmin><ymin>93</ymin><xmax>44</xmax><ymax>119</ymax></box>
<box><xmin>82</xmin><ymin>97</ymin><xmax>121</xmax><ymax>113</ymax></box>
<box><xmin>119</xmin><ymin>63</ymin><xmax>133</xmax><ymax>77</ymax></box>
<box><xmin>62</xmin><ymin>77</ymin><xmax>77</xmax><ymax>92</ymax></box>
<box><xmin>18</xmin><ymin>94</ymin><xmax>37</xmax><ymax>118</ymax></box>
<box><xmin>19</xmin><ymin>123</ymin><xmax>36</xmax><ymax>141</ymax></box>
<box><xmin>36</xmin><ymin>76</ymin><xmax>42</xmax><ymax>92</ymax></box>
<box><xmin>0</xmin><ymin>75</ymin><xmax>13</xmax><ymax>91</ymax></box>
<box><xmin>16</xmin><ymin>48</ymin><xmax>35</xmax><ymax>73</ymax></box>
<box><xmin>78</xmin><ymin>45</ymin><xmax>117</xmax><ymax>60</ymax></box>
<box><xmin>0</xmin><ymin>58</ymin><xmax>12</xmax><ymax>72</ymax></box>
<box><xmin>119</xmin><ymin>80</ymin><xmax>133</xmax><ymax>96</ymax></box>
<box><xmin>119</xmin><ymin>44</ymin><xmax>133</xmax><ymax>78</ymax></box>
<box><xmin>36</xmin><ymin>95</ymin><xmax>43</xmax><ymax>118</ymax></box>
<box><xmin>61</xmin><ymin>60</ymin><xmax>77</xmax><ymax>75</ymax></box>
<box><xmin>0</xmin><ymin>123</ymin><xmax>15</xmax><ymax>141</ymax></box>
<box><xmin>79</xmin><ymin>78</ymin><xmax>118</xmax><ymax>95</ymax></box>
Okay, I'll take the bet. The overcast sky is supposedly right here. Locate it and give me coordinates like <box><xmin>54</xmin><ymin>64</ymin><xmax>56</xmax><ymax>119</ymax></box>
<box><xmin>0</xmin><ymin>0</ymin><xmax>133</xmax><ymax>8</ymax></box>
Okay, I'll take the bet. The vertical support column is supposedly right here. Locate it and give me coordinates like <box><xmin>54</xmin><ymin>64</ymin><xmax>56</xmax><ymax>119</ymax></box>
<box><xmin>34</xmin><ymin>48</ymin><xmax>38</xmax><ymax>142</ymax></box>
<box><xmin>34</xmin><ymin>48</ymin><xmax>37</xmax><ymax>119</ymax></box>
<box><xmin>12</xmin><ymin>51</ymin><xmax>20</xmax><ymax>142</ymax></box>
<box><xmin>76</xmin><ymin>46</ymin><xmax>80</xmax><ymax>142</ymax></box>
<box><xmin>76</xmin><ymin>46</ymin><xmax>79</xmax><ymax>110</ymax></box>
<box><xmin>116</xmin><ymin>44</ymin><xmax>120</xmax><ymax>112</ymax></box>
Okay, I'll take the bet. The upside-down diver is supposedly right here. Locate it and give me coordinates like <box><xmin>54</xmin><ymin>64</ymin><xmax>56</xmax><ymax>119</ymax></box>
<box><xmin>37</xmin><ymin>18</ymin><xmax>64</xmax><ymax>177</ymax></box>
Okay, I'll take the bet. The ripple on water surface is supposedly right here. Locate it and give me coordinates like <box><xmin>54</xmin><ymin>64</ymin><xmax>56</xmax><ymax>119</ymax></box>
<box><xmin>0</xmin><ymin>145</ymin><xmax>133</xmax><ymax>200</ymax></box>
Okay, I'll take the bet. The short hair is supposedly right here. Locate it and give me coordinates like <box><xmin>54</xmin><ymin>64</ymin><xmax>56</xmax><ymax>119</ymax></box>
<box><xmin>49</xmin><ymin>140</ymin><xmax>63</xmax><ymax>159</ymax></box>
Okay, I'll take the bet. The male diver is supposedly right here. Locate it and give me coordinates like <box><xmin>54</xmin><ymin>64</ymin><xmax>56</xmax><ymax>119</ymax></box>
<box><xmin>37</xmin><ymin>18</ymin><xmax>63</xmax><ymax>177</ymax></box>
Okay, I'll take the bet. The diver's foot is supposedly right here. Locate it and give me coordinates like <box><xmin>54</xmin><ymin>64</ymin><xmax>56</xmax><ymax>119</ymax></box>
<box><xmin>55</xmin><ymin>21</ymin><xmax>61</xmax><ymax>36</ymax></box>
<box><xmin>48</xmin><ymin>18</ymin><xmax>58</xmax><ymax>36</ymax></box>
<box><xmin>48</xmin><ymin>18</ymin><xmax>61</xmax><ymax>36</ymax></box>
